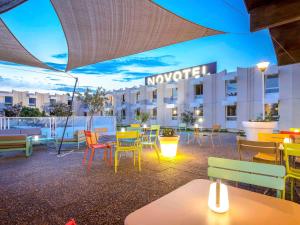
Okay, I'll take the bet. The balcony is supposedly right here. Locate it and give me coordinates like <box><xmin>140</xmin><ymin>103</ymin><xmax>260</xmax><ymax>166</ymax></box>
<box><xmin>139</xmin><ymin>99</ymin><xmax>157</xmax><ymax>109</ymax></box>
<box><xmin>164</xmin><ymin>97</ymin><xmax>177</xmax><ymax>109</ymax></box>
<box><xmin>222</xmin><ymin>95</ymin><xmax>237</xmax><ymax>106</ymax></box>
<box><xmin>190</xmin><ymin>95</ymin><xmax>203</xmax><ymax>107</ymax></box>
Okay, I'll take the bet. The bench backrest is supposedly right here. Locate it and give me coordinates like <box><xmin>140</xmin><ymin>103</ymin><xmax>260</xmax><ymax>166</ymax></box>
<box><xmin>258</xmin><ymin>133</ymin><xmax>290</xmax><ymax>143</ymax></box>
<box><xmin>208</xmin><ymin>157</ymin><xmax>285</xmax><ymax>197</ymax></box>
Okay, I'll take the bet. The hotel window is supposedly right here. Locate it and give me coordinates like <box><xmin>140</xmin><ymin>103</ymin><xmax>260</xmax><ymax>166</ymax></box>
<box><xmin>194</xmin><ymin>105</ymin><xmax>203</xmax><ymax>116</ymax></box>
<box><xmin>172</xmin><ymin>108</ymin><xmax>178</xmax><ymax>120</ymax></box>
<box><xmin>29</xmin><ymin>98</ymin><xmax>36</xmax><ymax>107</ymax></box>
<box><xmin>226</xmin><ymin>105</ymin><xmax>237</xmax><ymax>121</ymax></box>
<box><xmin>225</xmin><ymin>79</ymin><xmax>237</xmax><ymax>96</ymax></box>
<box><xmin>151</xmin><ymin>108</ymin><xmax>157</xmax><ymax>120</ymax></box>
<box><xmin>171</xmin><ymin>88</ymin><xmax>178</xmax><ymax>99</ymax></box>
<box><xmin>122</xmin><ymin>94</ymin><xmax>126</xmax><ymax>104</ymax></box>
<box><xmin>4</xmin><ymin>96</ymin><xmax>13</xmax><ymax>106</ymax></box>
<box><xmin>135</xmin><ymin>108</ymin><xmax>140</xmax><ymax>117</ymax></box>
<box><xmin>136</xmin><ymin>92</ymin><xmax>140</xmax><ymax>103</ymax></box>
<box><xmin>265</xmin><ymin>74</ymin><xmax>279</xmax><ymax>93</ymax></box>
<box><xmin>265</xmin><ymin>103</ymin><xmax>279</xmax><ymax>120</ymax></box>
<box><xmin>50</xmin><ymin>99</ymin><xmax>56</xmax><ymax>105</ymax></box>
<box><xmin>121</xmin><ymin>109</ymin><xmax>126</xmax><ymax>120</ymax></box>
<box><xmin>152</xmin><ymin>90</ymin><xmax>157</xmax><ymax>101</ymax></box>
<box><xmin>194</xmin><ymin>84</ymin><xmax>203</xmax><ymax>98</ymax></box>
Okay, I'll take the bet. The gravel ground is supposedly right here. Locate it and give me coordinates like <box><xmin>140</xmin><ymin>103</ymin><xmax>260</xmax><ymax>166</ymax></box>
<box><xmin>0</xmin><ymin>133</ymin><xmax>298</xmax><ymax>225</ymax></box>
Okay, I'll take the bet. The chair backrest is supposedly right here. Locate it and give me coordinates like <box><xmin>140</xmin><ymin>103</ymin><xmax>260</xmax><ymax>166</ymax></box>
<box><xmin>258</xmin><ymin>133</ymin><xmax>290</xmax><ymax>143</ymax></box>
<box><xmin>178</xmin><ymin>123</ymin><xmax>187</xmax><ymax>129</ymax></box>
<box><xmin>284</xmin><ymin>143</ymin><xmax>300</xmax><ymax>174</ymax></box>
<box><xmin>76</xmin><ymin>130</ymin><xmax>86</xmax><ymax>141</ymax></box>
<box><xmin>116</xmin><ymin>131</ymin><xmax>139</xmax><ymax>140</ymax></box>
<box><xmin>237</xmin><ymin>139</ymin><xmax>278</xmax><ymax>162</ymax></box>
<box><xmin>150</xmin><ymin>124</ymin><xmax>160</xmax><ymax>130</ymax></box>
<box><xmin>290</xmin><ymin>128</ymin><xmax>300</xmax><ymax>132</ymax></box>
<box><xmin>212</xmin><ymin>124</ymin><xmax>221</xmax><ymax>132</ymax></box>
<box><xmin>208</xmin><ymin>157</ymin><xmax>286</xmax><ymax>197</ymax></box>
<box><xmin>84</xmin><ymin>130</ymin><xmax>98</xmax><ymax>147</ymax></box>
<box><xmin>126</xmin><ymin>127</ymin><xmax>142</xmax><ymax>132</ymax></box>
<box><xmin>130</xmin><ymin>124</ymin><xmax>141</xmax><ymax>128</ymax></box>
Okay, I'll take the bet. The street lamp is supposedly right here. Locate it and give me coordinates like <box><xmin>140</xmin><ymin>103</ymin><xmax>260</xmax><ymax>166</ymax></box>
<box><xmin>257</xmin><ymin>61</ymin><xmax>270</xmax><ymax>120</ymax></box>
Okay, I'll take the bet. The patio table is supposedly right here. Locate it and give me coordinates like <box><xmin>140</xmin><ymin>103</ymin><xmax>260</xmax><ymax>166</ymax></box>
<box><xmin>125</xmin><ymin>179</ymin><xmax>300</xmax><ymax>225</ymax></box>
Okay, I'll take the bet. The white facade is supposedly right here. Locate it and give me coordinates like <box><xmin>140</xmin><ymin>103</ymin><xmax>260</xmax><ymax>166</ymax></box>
<box><xmin>0</xmin><ymin>90</ymin><xmax>69</xmax><ymax>115</ymax></box>
<box><xmin>109</xmin><ymin>63</ymin><xmax>300</xmax><ymax>131</ymax></box>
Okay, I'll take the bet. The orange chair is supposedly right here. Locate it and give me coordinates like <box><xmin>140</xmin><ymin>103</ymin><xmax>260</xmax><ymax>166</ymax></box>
<box><xmin>83</xmin><ymin>130</ymin><xmax>112</xmax><ymax>170</ymax></box>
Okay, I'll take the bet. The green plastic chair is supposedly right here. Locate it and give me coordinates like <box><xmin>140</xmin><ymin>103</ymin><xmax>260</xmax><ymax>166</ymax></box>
<box><xmin>141</xmin><ymin>125</ymin><xmax>160</xmax><ymax>161</ymax></box>
<box><xmin>208</xmin><ymin>157</ymin><xmax>286</xmax><ymax>198</ymax></box>
<box><xmin>283</xmin><ymin>143</ymin><xmax>300</xmax><ymax>200</ymax></box>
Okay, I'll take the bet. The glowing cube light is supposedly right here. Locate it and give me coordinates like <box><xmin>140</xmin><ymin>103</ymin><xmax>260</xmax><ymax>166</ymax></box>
<box><xmin>208</xmin><ymin>181</ymin><xmax>229</xmax><ymax>213</ymax></box>
<box><xmin>121</xmin><ymin>127</ymin><xmax>126</xmax><ymax>132</ymax></box>
<box><xmin>159</xmin><ymin>136</ymin><xmax>179</xmax><ymax>158</ymax></box>
<box><xmin>34</xmin><ymin>135</ymin><xmax>39</xmax><ymax>141</ymax></box>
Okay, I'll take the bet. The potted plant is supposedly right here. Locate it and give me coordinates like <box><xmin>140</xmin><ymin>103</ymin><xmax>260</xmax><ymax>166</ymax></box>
<box><xmin>242</xmin><ymin>113</ymin><xmax>278</xmax><ymax>141</ymax></box>
<box><xmin>135</xmin><ymin>112</ymin><xmax>150</xmax><ymax>126</ymax></box>
<box><xmin>158</xmin><ymin>128</ymin><xmax>179</xmax><ymax>158</ymax></box>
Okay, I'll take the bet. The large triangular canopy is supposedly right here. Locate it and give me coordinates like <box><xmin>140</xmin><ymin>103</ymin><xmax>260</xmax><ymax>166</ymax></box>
<box><xmin>0</xmin><ymin>18</ymin><xmax>51</xmax><ymax>69</ymax></box>
<box><xmin>51</xmin><ymin>0</ymin><xmax>223</xmax><ymax>71</ymax></box>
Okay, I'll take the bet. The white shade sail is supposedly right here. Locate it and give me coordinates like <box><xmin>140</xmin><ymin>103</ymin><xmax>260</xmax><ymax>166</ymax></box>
<box><xmin>0</xmin><ymin>19</ymin><xmax>51</xmax><ymax>69</ymax></box>
<box><xmin>51</xmin><ymin>0</ymin><xmax>223</xmax><ymax>71</ymax></box>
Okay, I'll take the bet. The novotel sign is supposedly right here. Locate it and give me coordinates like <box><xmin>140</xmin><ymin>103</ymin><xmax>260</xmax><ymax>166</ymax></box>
<box><xmin>145</xmin><ymin>62</ymin><xmax>217</xmax><ymax>85</ymax></box>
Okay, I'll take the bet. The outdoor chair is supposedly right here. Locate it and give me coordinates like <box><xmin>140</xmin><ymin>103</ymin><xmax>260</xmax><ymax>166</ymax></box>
<box><xmin>207</xmin><ymin>124</ymin><xmax>222</xmax><ymax>146</ymax></box>
<box><xmin>188</xmin><ymin>127</ymin><xmax>202</xmax><ymax>145</ymax></box>
<box><xmin>83</xmin><ymin>130</ymin><xmax>112</xmax><ymax>170</ymax></box>
<box><xmin>115</xmin><ymin>131</ymin><xmax>142</xmax><ymax>173</ymax></box>
<box><xmin>141</xmin><ymin>125</ymin><xmax>160</xmax><ymax>161</ymax></box>
<box><xmin>237</xmin><ymin>139</ymin><xmax>279</xmax><ymax>164</ymax></box>
<box><xmin>177</xmin><ymin>123</ymin><xmax>187</xmax><ymax>135</ymax></box>
<box><xmin>126</xmin><ymin>127</ymin><xmax>142</xmax><ymax>133</ymax></box>
<box><xmin>208</xmin><ymin>157</ymin><xmax>286</xmax><ymax>198</ymax></box>
<box><xmin>130</xmin><ymin>124</ymin><xmax>141</xmax><ymax>128</ymax></box>
<box><xmin>283</xmin><ymin>143</ymin><xmax>300</xmax><ymax>200</ymax></box>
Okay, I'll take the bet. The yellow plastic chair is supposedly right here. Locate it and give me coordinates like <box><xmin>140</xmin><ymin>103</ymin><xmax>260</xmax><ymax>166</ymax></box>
<box><xmin>283</xmin><ymin>143</ymin><xmax>300</xmax><ymax>200</ymax></box>
<box><xmin>290</xmin><ymin>128</ymin><xmax>300</xmax><ymax>133</ymax></box>
<box><xmin>115</xmin><ymin>131</ymin><xmax>141</xmax><ymax>173</ymax></box>
<box><xmin>258</xmin><ymin>133</ymin><xmax>291</xmax><ymax>163</ymax></box>
<box><xmin>130</xmin><ymin>124</ymin><xmax>141</xmax><ymax>128</ymax></box>
<box><xmin>141</xmin><ymin>125</ymin><xmax>160</xmax><ymax>161</ymax></box>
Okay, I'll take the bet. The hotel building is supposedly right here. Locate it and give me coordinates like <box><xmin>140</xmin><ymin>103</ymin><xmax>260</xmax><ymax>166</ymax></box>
<box><xmin>108</xmin><ymin>62</ymin><xmax>300</xmax><ymax>131</ymax></box>
<box><xmin>0</xmin><ymin>90</ymin><xmax>69</xmax><ymax>115</ymax></box>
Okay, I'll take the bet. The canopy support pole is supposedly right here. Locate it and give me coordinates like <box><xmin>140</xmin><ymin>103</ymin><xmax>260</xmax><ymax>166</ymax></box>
<box><xmin>58</xmin><ymin>77</ymin><xmax>78</xmax><ymax>155</ymax></box>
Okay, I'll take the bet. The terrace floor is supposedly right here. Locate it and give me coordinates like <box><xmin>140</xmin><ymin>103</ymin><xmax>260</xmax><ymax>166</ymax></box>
<box><xmin>0</xmin><ymin>133</ymin><xmax>299</xmax><ymax>225</ymax></box>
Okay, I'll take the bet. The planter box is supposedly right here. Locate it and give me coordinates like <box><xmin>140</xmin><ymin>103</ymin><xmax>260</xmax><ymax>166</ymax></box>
<box><xmin>242</xmin><ymin>121</ymin><xmax>277</xmax><ymax>141</ymax></box>
<box><xmin>158</xmin><ymin>136</ymin><xmax>179</xmax><ymax>158</ymax></box>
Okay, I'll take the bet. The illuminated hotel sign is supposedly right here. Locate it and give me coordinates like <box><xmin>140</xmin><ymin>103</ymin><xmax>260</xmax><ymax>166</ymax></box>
<box><xmin>145</xmin><ymin>62</ymin><xmax>217</xmax><ymax>85</ymax></box>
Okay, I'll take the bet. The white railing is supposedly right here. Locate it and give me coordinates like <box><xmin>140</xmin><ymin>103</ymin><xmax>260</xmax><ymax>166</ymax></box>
<box><xmin>0</xmin><ymin>116</ymin><xmax>116</xmax><ymax>138</ymax></box>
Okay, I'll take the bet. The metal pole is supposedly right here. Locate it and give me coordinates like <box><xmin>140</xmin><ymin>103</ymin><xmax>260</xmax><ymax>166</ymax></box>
<box><xmin>262</xmin><ymin>71</ymin><xmax>265</xmax><ymax>120</ymax></box>
<box><xmin>58</xmin><ymin>77</ymin><xmax>78</xmax><ymax>155</ymax></box>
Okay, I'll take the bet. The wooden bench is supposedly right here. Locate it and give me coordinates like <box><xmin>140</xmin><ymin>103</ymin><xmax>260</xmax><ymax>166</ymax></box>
<box><xmin>0</xmin><ymin>135</ymin><xmax>32</xmax><ymax>157</ymax></box>
<box><xmin>208</xmin><ymin>157</ymin><xmax>286</xmax><ymax>198</ymax></box>
<box><xmin>56</xmin><ymin>130</ymin><xmax>86</xmax><ymax>149</ymax></box>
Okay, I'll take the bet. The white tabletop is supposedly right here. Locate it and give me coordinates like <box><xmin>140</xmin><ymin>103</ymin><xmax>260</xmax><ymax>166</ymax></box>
<box><xmin>125</xmin><ymin>179</ymin><xmax>300</xmax><ymax>225</ymax></box>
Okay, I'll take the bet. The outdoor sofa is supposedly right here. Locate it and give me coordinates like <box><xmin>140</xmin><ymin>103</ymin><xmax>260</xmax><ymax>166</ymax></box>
<box><xmin>55</xmin><ymin>130</ymin><xmax>86</xmax><ymax>149</ymax></box>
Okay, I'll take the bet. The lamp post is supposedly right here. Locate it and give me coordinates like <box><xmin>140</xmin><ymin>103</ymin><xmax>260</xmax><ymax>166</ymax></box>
<box><xmin>257</xmin><ymin>61</ymin><xmax>270</xmax><ymax>120</ymax></box>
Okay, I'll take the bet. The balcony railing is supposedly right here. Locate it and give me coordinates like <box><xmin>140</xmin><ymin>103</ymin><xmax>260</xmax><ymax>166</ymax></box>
<box><xmin>164</xmin><ymin>97</ymin><xmax>177</xmax><ymax>104</ymax></box>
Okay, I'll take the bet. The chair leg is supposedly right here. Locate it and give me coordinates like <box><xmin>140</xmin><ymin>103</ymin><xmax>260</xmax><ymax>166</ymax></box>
<box><xmin>283</xmin><ymin>176</ymin><xmax>287</xmax><ymax>199</ymax></box>
<box><xmin>133</xmin><ymin>150</ymin><xmax>136</xmax><ymax>166</ymax></box>
<box><xmin>82</xmin><ymin>147</ymin><xmax>89</xmax><ymax>165</ymax></box>
<box><xmin>154</xmin><ymin>144</ymin><xmax>160</xmax><ymax>161</ymax></box>
<box><xmin>211</xmin><ymin>135</ymin><xmax>214</xmax><ymax>148</ymax></box>
<box><xmin>291</xmin><ymin>178</ymin><xmax>294</xmax><ymax>201</ymax></box>
<box><xmin>88</xmin><ymin>148</ymin><xmax>95</xmax><ymax>170</ymax></box>
<box><xmin>138</xmin><ymin>149</ymin><xmax>141</xmax><ymax>172</ymax></box>
<box><xmin>114</xmin><ymin>151</ymin><xmax>118</xmax><ymax>173</ymax></box>
<box><xmin>109</xmin><ymin>147</ymin><xmax>113</xmax><ymax>166</ymax></box>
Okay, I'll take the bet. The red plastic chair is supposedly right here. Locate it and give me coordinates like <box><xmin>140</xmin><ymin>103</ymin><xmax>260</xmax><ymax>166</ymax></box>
<box><xmin>83</xmin><ymin>130</ymin><xmax>112</xmax><ymax>170</ymax></box>
<box><xmin>65</xmin><ymin>219</ymin><xmax>76</xmax><ymax>225</ymax></box>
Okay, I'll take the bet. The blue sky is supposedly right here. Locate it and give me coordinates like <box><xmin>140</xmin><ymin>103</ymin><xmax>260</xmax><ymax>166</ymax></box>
<box><xmin>0</xmin><ymin>0</ymin><xmax>276</xmax><ymax>93</ymax></box>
